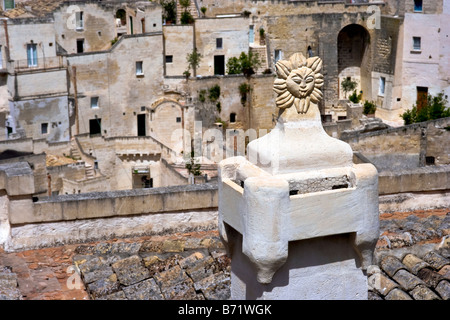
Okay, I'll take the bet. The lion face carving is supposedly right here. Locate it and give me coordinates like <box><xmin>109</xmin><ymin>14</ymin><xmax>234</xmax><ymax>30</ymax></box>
<box><xmin>274</xmin><ymin>53</ymin><xmax>324</xmax><ymax>114</ymax></box>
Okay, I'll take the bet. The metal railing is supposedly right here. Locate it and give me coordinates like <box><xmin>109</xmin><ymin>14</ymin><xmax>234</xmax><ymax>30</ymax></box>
<box><xmin>13</xmin><ymin>56</ymin><xmax>67</xmax><ymax>72</ymax></box>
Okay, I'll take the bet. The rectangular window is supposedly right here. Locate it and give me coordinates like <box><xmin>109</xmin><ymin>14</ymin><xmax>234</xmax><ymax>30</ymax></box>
<box><xmin>165</xmin><ymin>55</ymin><xmax>173</xmax><ymax>63</ymax></box>
<box><xmin>379</xmin><ymin>76</ymin><xmax>386</xmax><ymax>96</ymax></box>
<box><xmin>129</xmin><ymin>16</ymin><xmax>133</xmax><ymax>35</ymax></box>
<box><xmin>27</xmin><ymin>43</ymin><xmax>38</xmax><ymax>67</ymax></box>
<box><xmin>249</xmin><ymin>25</ymin><xmax>254</xmax><ymax>44</ymax></box>
<box><xmin>3</xmin><ymin>0</ymin><xmax>14</xmax><ymax>10</ymax></box>
<box><xmin>274</xmin><ymin>49</ymin><xmax>283</xmax><ymax>64</ymax></box>
<box><xmin>41</xmin><ymin>123</ymin><xmax>48</xmax><ymax>134</ymax></box>
<box><xmin>76</xmin><ymin>39</ymin><xmax>84</xmax><ymax>53</ymax></box>
<box><xmin>412</xmin><ymin>37</ymin><xmax>421</xmax><ymax>51</ymax></box>
<box><xmin>176</xmin><ymin>117</ymin><xmax>181</xmax><ymax>123</ymax></box>
<box><xmin>414</xmin><ymin>0</ymin><xmax>423</xmax><ymax>12</ymax></box>
<box><xmin>75</xmin><ymin>11</ymin><xmax>84</xmax><ymax>30</ymax></box>
<box><xmin>91</xmin><ymin>97</ymin><xmax>99</xmax><ymax>108</ymax></box>
<box><xmin>136</xmin><ymin>61</ymin><xmax>143</xmax><ymax>75</ymax></box>
<box><xmin>216</xmin><ymin>38</ymin><xmax>223</xmax><ymax>49</ymax></box>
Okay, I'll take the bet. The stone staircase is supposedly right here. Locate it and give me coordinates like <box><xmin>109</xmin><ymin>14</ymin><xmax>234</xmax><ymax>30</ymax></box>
<box><xmin>70</xmin><ymin>146</ymin><xmax>81</xmax><ymax>161</ymax></box>
<box><xmin>85</xmin><ymin>164</ymin><xmax>95</xmax><ymax>179</ymax></box>
<box><xmin>176</xmin><ymin>0</ymin><xmax>199</xmax><ymax>24</ymax></box>
<box><xmin>70</xmin><ymin>141</ymin><xmax>96</xmax><ymax>180</ymax></box>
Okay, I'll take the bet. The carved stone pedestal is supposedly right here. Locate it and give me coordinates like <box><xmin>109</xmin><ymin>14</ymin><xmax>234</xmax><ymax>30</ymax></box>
<box><xmin>218</xmin><ymin>53</ymin><xmax>379</xmax><ymax>300</ymax></box>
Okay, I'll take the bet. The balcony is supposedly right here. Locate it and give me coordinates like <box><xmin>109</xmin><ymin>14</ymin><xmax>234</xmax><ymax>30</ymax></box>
<box><xmin>13</xmin><ymin>56</ymin><xmax>67</xmax><ymax>72</ymax></box>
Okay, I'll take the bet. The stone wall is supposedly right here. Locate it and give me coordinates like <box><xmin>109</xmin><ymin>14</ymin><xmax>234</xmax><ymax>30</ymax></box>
<box><xmin>0</xmin><ymin>163</ymin><xmax>219</xmax><ymax>251</ymax></box>
<box><xmin>342</xmin><ymin>117</ymin><xmax>450</xmax><ymax>171</ymax></box>
<box><xmin>249</xmin><ymin>74</ymin><xmax>277</xmax><ymax>131</ymax></box>
<box><xmin>0</xmin><ymin>137</ymin><xmax>71</xmax><ymax>156</ymax></box>
<box><xmin>9</xmin><ymin>95</ymin><xmax>71</xmax><ymax>143</ymax></box>
<box><xmin>194</xmin><ymin>16</ymin><xmax>249</xmax><ymax>76</ymax></box>
<box><xmin>67</xmin><ymin>33</ymin><xmax>165</xmax><ymax>138</ymax></box>
<box><xmin>53</xmin><ymin>1</ymin><xmax>163</xmax><ymax>54</ymax></box>
<box><xmin>48</xmin><ymin>162</ymin><xmax>87</xmax><ymax>194</ymax></box>
<box><xmin>0</xmin><ymin>158</ymin><xmax>448</xmax><ymax>252</ymax></box>
<box><xmin>163</xmin><ymin>25</ymin><xmax>194</xmax><ymax>76</ymax></box>
<box><xmin>3</xmin><ymin>20</ymin><xmax>56</xmax><ymax>63</ymax></box>
<box><xmin>75</xmin><ymin>134</ymin><xmax>177</xmax><ymax>190</ymax></box>
<box><xmin>0</xmin><ymin>153</ymin><xmax>47</xmax><ymax>195</ymax></box>
<box><xmin>61</xmin><ymin>175</ymin><xmax>111</xmax><ymax>195</ymax></box>
<box><xmin>379</xmin><ymin>165</ymin><xmax>450</xmax><ymax>195</ymax></box>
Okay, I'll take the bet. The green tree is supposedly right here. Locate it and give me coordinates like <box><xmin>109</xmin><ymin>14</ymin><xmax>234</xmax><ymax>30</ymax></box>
<box><xmin>239</xmin><ymin>82</ymin><xmax>251</xmax><ymax>106</ymax></box>
<box><xmin>160</xmin><ymin>0</ymin><xmax>176</xmax><ymax>23</ymax></box>
<box><xmin>226</xmin><ymin>57</ymin><xmax>241</xmax><ymax>75</ymax></box>
<box><xmin>226</xmin><ymin>51</ymin><xmax>261</xmax><ymax>77</ymax></box>
<box><xmin>200</xmin><ymin>6</ymin><xmax>207</xmax><ymax>17</ymax></box>
<box><xmin>428</xmin><ymin>92</ymin><xmax>450</xmax><ymax>120</ymax></box>
<box><xmin>400</xmin><ymin>92</ymin><xmax>450</xmax><ymax>125</ymax></box>
<box><xmin>363</xmin><ymin>100</ymin><xmax>377</xmax><ymax>115</ymax></box>
<box><xmin>179</xmin><ymin>0</ymin><xmax>190</xmax><ymax>8</ymax></box>
<box><xmin>179</xmin><ymin>0</ymin><xmax>194</xmax><ymax>24</ymax></box>
<box><xmin>349</xmin><ymin>90</ymin><xmax>362</xmax><ymax>103</ymax></box>
<box><xmin>208</xmin><ymin>85</ymin><xmax>221</xmax><ymax>102</ymax></box>
<box><xmin>185</xmin><ymin>151</ymin><xmax>202</xmax><ymax>176</ymax></box>
<box><xmin>180</xmin><ymin>11</ymin><xmax>194</xmax><ymax>24</ymax></box>
<box><xmin>341</xmin><ymin>77</ymin><xmax>357</xmax><ymax>99</ymax></box>
<box><xmin>186</xmin><ymin>47</ymin><xmax>202</xmax><ymax>76</ymax></box>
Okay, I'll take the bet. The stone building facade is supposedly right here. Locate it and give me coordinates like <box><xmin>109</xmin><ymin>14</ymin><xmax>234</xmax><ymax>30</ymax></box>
<box><xmin>0</xmin><ymin>0</ymin><xmax>448</xmax><ymax>193</ymax></box>
<box><xmin>198</xmin><ymin>0</ymin><xmax>450</xmax><ymax>119</ymax></box>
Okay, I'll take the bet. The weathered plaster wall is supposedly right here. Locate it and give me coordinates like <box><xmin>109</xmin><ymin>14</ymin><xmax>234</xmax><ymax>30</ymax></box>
<box><xmin>5</xmin><ymin>20</ymin><xmax>56</xmax><ymax>63</ymax></box>
<box><xmin>13</xmin><ymin>69</ymin><xmax>67</xmax><ymax>98</ymax></box>
<box><xmin>68</xmin><ymin>33</ymin><xmax>165</xmax><ymax>138</ymax></box>
<box><xmin>399</xmin><ymin>12</ymin><xmax>447</xmax><ymax>110</ymax></box>
<box><xmin>194</xmin><ymin>17</ymin><xmax>249</xmax><ymax>76</ymax></box>
<box><xmin>9</xmin><ymin>96</ymin><xmax>70</xmax><ymax>142</ymax></box>
<box><xmin>53</xmin><ymin>3</ymin><xmax>116</xmax><ymax>54</ymax></box>
<box><xmin>150</xmin><ymin>100</ymin><xmax>184</xmax><ymax>147</ymax></box>
<box><xmin>163</xmin><ymin>25</ymin><xmax>193</xmax><ymax>76</ymax></box>
<box><xmin>53</xmin><ymin>2</ymin><xmax>163</xmax><ymax>54</ymax></box>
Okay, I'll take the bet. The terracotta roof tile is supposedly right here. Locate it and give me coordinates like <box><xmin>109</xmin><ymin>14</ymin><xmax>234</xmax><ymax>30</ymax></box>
<box><xmin>410</xmin><ymin>284</ymin><xmax>441</xmax><ymax>300</ymax></box>
<box><xmin>435</xmin><ymin>280</ymin><xmax>450</xmax><ymax>300</ymax></box>
<box><xmin>423</xmin><ymin>251</ymin><xmax>450</xmax><ymax>270</ymax></box>
<box><xmin>0</xmin><ymin>0</ymin><xmax>66</xmax><ymax>18</ymax></box>
<box><xmin>380</xmin><ymin>255</ymin><xmax>407</xmax><ymax>277</ymax></box>
<box><xmin>384</xmin><ymin>288</ymin><xmax>412</xmax><ymax>300</ymax></box>
<box><xmin>392</xmin><ymin>269</ymin><xmax>426</xmax><ymax>291</ymax></box>
<box><xmin>402</xmin><ymin>253</ymin><xmax>430</xmax><ymax>275</ymax></box>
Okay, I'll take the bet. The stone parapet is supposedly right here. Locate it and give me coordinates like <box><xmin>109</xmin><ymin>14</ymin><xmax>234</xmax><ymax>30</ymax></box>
<box><xmin>379</xmin><ymin>165</ymin><xmax>450</xmax><ymax>195</ymax></box>
<box><xmin>11</xmin><ymin>183</ymin><xmax>218</xmax><ymax>225</ymax></box>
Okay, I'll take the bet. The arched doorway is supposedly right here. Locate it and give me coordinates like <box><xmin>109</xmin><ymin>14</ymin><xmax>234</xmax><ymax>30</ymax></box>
<box><xmin>337</xmin><ymin>24</ymin><xmax>371</xmax><ymax>100</ymax></box>
<box><xmin>115</xmin><ymin>9</ymin><xmax>127</xmax><ymax>37</ymax></box>
<box><xmin>151</xmin><ymin>100</ymin><xmax>183</xmax><ymax>150</ymax></box>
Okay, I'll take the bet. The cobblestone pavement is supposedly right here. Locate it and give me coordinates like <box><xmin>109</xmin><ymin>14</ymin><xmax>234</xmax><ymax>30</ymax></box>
<box><xmin>1</xmin><ymin>210</ymin><xmax>449</xmax><ymax>300</ymax></box>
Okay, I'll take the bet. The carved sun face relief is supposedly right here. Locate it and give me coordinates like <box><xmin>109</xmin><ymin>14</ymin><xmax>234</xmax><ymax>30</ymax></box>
<box><xmin>286</xmin><ymin>67</ymin><xmax>316</xmax><ymax>98</ymax></box>
<box><xmin>274</xmin><ymin>53</ymin><xmax>324</xmax><ymax>114</ymax></box>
